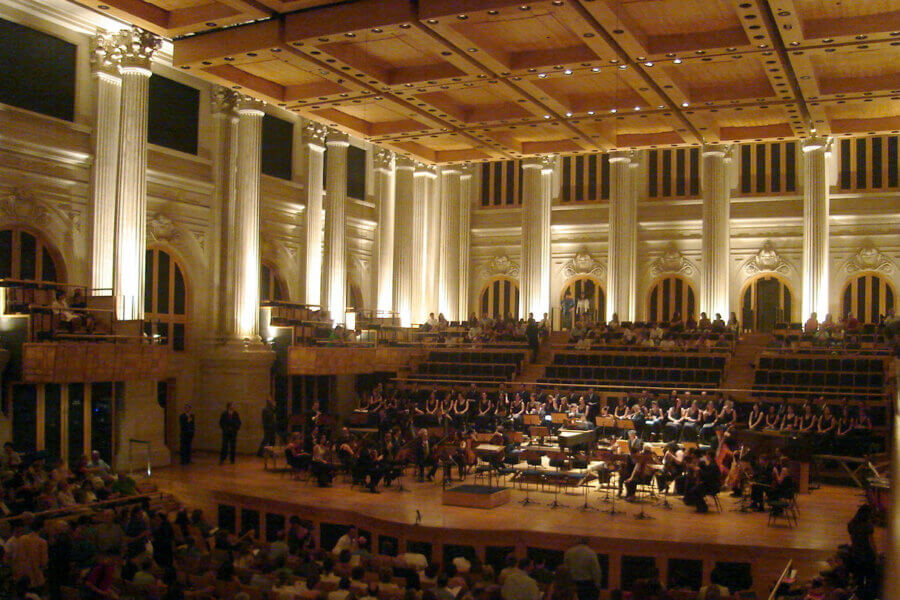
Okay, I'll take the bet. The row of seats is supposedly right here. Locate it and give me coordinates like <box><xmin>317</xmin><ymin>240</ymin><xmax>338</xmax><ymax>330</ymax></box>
<box><xmin>757</xmin><ymin>355</ymin><xmax>884</xmax><ymax>374</ymax></box>
<box><xmin>553</xmin><ymin>352</ymin><xmax>727</xmax><ymax>370</ymax></box>
<box><xmin>542</xmin><ymin>366</ymin><xmax>723</xmax><ymax>386</ymax></box>
<box><xmin>414</xmin><ymin>362</ymin><xmax>518</xmax><ymax>380</ymax></box>
<box><xmin>753</xmin><ymin>370</ymin><xmax>884</xmax><ymax>389</ymax></box>
<box><xmin>426</xmin><ymin>349</ymin><xmax>527</xmax><ymax>365</ymax></box>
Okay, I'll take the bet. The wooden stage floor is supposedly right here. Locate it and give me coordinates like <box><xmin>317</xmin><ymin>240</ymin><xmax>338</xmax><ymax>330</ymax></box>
<box><xmin>152</xmin><ymin>452</ymin><xmax>868</xmax><ymax>556</ymax></box>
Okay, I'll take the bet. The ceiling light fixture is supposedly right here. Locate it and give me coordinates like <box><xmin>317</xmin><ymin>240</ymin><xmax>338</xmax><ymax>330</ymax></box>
<box><xmin>673</xmin><ymin>58</ymin><xmax>682</xmax><ymax>64</ymax></box>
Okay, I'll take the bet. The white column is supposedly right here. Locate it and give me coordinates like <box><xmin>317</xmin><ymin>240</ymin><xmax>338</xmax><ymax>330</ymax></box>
<box><xmin>302</xmin><ymin>121</ymin><xmax>327</xmax><ymax>307</ymax></box>
<box><xmin>89</xmin><ymin>31</ymin><xmax>122</xmax><ymax>295</ymax></box>
<box><xmin>606</xmin><ymin>151</ymin><xmax>637</xmax><ymax>322</ymax></box>
<box><xmin>438</xmin><ymin>167</ymin><xmax>461</xmax><ymax>320</ymax></box>
<box><xmin>700</xmin><ymin>144</ymin><xmax>732</xmax><ymax>320</ymax></box>
<box><xmin>411</xmin><ymin>163</ymin><xmax>437</xmax><ymax>324</ymax></box>
<box><xmin>520</xmin><ymin>156</ymin><xmax>553</xmax><ymax>318</ymax></box>
<box><xmin>209</xmin><ymin>87</ymin><xmax>239</xmax><ymax>337</ymax></box>
<box><xmin>374</xmin><ymin>148</ymin><xmax>396</xmax><ymax>314</ymax></box>
<box><xmin>801</xmin><ymin>137</ymin><xmax>830</xmax><ymax>321</ymax></box>
<box><xmin>323</xmin><ymin>131</ymin><xmax>349</xmax><ymax>325</ymax></box>
<box><xmin>112</xmin><ymin>28</ymin><xmax>160</xmax><ymax>320</ymax></box>
<box><xmin>393</xmin><ymin>158</ymin><xmax>415</xmax><ymax>326</ymax></box>
<box><xmin>229</xmin><ymin>98</ymin><xmax>265</xmax><ymax>340</ymax></box>
<box><xmin>458</xmin><ymin>167</ymin><xmax>474</xmax><ymax>321</ymax></box>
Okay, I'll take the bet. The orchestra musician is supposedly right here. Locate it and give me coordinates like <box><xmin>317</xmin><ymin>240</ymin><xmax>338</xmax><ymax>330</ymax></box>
<box><xmin>412</xmin><ymin>428</ymin><xmax>438</xmax><ymax>482</ymax></box>
<box><xmin>311</xmin><ymin>435</ymin><xmax>336</xmax><ymax>487</ymax></box>
<box><xmin>683</xmin><ymin>450</ymin><xmax>721</xmax><ymax>513</ymax></box>
<box><xmin>724</xmin><ymin>444</ymin><xmax>753</xmax><ymax>497</ymax></box>
<box><xmin>623</xmin><ymin>445</ymin><xmax>660</xmax><ymax>501</ymax></box>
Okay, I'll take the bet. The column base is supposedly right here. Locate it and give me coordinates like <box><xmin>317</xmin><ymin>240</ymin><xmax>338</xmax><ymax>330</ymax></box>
<box><xmin>197</xmin><ymin>340</ymin><xmax>275</xmax><ymax>455</ymax></box>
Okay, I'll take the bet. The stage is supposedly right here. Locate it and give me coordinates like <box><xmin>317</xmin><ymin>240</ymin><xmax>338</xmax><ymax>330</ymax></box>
<box><xmin>151</xmin><ymin>453</ymin><xmax>881</xmax><ymax>597</ymax></box>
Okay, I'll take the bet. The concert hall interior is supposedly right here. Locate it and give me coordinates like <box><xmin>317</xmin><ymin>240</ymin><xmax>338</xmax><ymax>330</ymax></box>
<box><xmin>0</xmin><ymin>1</ymin><xmax>898</xmax><ymax>599</ymax></box>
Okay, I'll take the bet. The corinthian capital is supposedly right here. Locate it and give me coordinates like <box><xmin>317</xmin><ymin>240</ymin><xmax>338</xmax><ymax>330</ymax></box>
<box><xmin>210</xmin><ymin>86</ymin><xmax>240</xmax><ymax>116</ymax></box>
<box><xmin>90</xmin><ymin>29</ymin><xmax>122</xmax><ymax>77</ymax></box>
<box><xmin>302</xmin><ymin>120</ymin><xmax>329</xmax><ymax>149</ymax></box>
<box><xmin>374</xmin><ymin>148</ymin><xmax>394</xmax><ymax>172</ymax></box>
<box><xmin>115</xmin><ymin>27</ymin><xmax>161</xmax><ymax>72</ymax></box>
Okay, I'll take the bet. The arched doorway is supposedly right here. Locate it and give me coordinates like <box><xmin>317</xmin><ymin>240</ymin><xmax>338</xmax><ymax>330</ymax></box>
<box><xmin>479</xmin><ymin>277</ymin><xmax>519</xmax><ymax>319</ymax></box>
<box><xmin>145</xmin><ymin>247</ymin><xmax>189</xmax><ymax>351</ymax></box>
<box><xmin>740</xmin><ymin>275</ymin><xmax>793</xmax><ymax>332</ymax></box>
<box><xmin>647</xmin><ymin>276</ymin><xmax>696</xmax><ymax>323</ymax></box>
<box><xmin>842</xmin><ymin>273</ymin><xmax>896</xmax><ymax>323</ymax></box>
<box><xmin>561</xmin><ymin>275</ymin><xmax>605</xmax><ymax>322</ymax></box>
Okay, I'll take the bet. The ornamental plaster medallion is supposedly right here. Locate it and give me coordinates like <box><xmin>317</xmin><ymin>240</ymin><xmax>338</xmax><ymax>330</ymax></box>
<box><xmin>650</xmin><ymin>246</ymin><xmax>694</xmax><ymax>276</ymax></box>
<box><xmin>846</xmin><ymin>244</ymin><xmax>893</xmax><ymax>274</ymax></box>
<box><xmin>744</xmin><ymin>240</ymin><xmax>792</xmax><ymax>275</ymax></box>
<box><xmin>563</xmin><ymin>252</ymin><xmax>605</xmax><ymax>278</ymax></box>
<box><xmin>482</xmin><ymin>255</ymin><xmax>519</xmax><ymax>278</ymax></box>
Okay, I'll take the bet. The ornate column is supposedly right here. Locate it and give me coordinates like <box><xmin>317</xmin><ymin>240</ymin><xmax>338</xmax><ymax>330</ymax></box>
<box><xmin>520</xmin><ymin>156</ymin><xmax>553</xmax><ymax>318</ymax></box>
<box><xmin>89</xmin><ymin>31</ymin><xmax>122</xmax><ymax>295</ymax></box>
<box><xmin>302</xmin><ymin>121</ymin><xmax>327</xmax><ymax>307</ymax></box>
<box><xmin>411</xmin><ymin>163</ymin><xmax>437</xmax><ymax>324</ymax></box>
<box><xmin>209</xmin><ymin>87</ymin><xmax>239</xmax><ymax>336</ymax></box>
<box><xmin>458</xmin><ymin>166</ymin><xmax>474</xmax><ymax>321</ymax></box>
<box><xmin>112</xmin><ymin>27</ymin><xmax>160</xmax><ymax>320</ymax></box>
<box><xmin>606</xmin><ymin>151</ymin><xmax>637</xmax><ymax>322</ymax></box>
<box><xmin>801</xmin><ymin>137</ymin><xmax>830</xmax><ymax>320</ymax></box>
<box><xmin>438</xmin><ymin>166</ymin><xmax>461</xmax><ymax>320</ymax></box>
<box><xmin>393</xmin><ymin>158</ymin><xmax>415</xmax><ymax>326</ymax></box>
<box><xmin>374</xmin><ymin>149</ymin><xmax>396</xmax><ymax>314</ymax></box>
<box><xmin>700</xmin><ymin>144</ymin><xmax>732</xmax><ymax>320</ymax></box>
<box><xmin>229</xmin><ymin>98</ymin><xmax>265</xmax><ymax>340</ymax></box>
<box><xmin>322</xmin><ymin>131</ymin><xmax>349</xmax><ymax>325</ymax></box>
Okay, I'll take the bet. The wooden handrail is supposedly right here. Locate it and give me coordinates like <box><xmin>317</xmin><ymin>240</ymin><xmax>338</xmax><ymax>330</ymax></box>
<box><xmin>767</xmin><ymin>559</ymin><xmax>793</xmax><ymax>600</ymax></box>
<box><xmin>0</xmin><ymin>490</ymin><xmax>170</xmax><ymax>525</ymax></box>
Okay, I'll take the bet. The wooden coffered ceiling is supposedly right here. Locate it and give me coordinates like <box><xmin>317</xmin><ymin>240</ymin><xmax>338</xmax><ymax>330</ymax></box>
<box><xmin>77</xmin><ymin>0</ymin><xmax>900</xmax><ymax>163</ymax></box>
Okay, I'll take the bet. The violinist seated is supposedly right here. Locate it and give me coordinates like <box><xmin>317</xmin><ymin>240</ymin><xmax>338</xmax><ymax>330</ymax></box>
<box><xmin>311</xmin><ymin>436</ymin><xmax>337</xmax><ymax>487</ymax></box>
<box><xmin>355</xmin><ymin>444</ymin><xmax>384</xmax><ymax>493</ymax></box>
<box><xmin>623</xmin><ymin>445</ymin><xmax>660</xmax><ymax>501</ymax></box>
<box><xmin>284</xmin><ymin>433</ymin><xmax>311</xmax><ymax>479</ymax></box>
<box><xmin>683</xmin><ymin>450</ymin><xmax>721</xmax><ymax>513</ymax></box>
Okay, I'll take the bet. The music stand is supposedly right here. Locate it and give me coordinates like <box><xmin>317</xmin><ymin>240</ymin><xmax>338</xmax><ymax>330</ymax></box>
<box><xmin>576</xmin><ymin>472</ymin><xmax>598</xmax><ymax>512</ymax></box>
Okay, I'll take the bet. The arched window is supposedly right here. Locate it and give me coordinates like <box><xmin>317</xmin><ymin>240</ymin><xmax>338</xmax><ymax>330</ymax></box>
<box><xmin>144</xmin><ymin>248</ymin><xmax>188</xmax><ymax>351</ymax></box>
<box><xmin>479</xmin><ymin>277</ymin><xmax>519</xmax><ymax>320</ymax></box>
<box><xmin>0</xmin><ymin>226</ymin><xmax>62</xmax><ymax>283</ymax></box>
<box><xmin>740</xmin><ymin>275</ymin><xmax>793</xmax><ymax>332</ymax></box>
<box><xmin>260</xmin><ymin>263</ymin><xmax>285</xmax><ymax>302</ymax></box>
<box><xmin>648</xmin><ymin>276</ymin><xmax>696</xmax><ymax>323</ymax></box>
<box><xmin>842</xmin><ymin>273</ymin><xmax>896</xmax><ymax>324</ymax></box>
<box><xmin>561</xmin><ymin>275</ymin><xmax>605</xmax><ymax>322</ymax></box>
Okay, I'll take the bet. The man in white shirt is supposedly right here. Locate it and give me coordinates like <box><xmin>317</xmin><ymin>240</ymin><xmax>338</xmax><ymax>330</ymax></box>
<box><xmin>501</xmin><ymin>557</ymin><xmax>542</xmax><ymax>600</ymax></box>
<box><xmin>564</xmin><ymin>539</ymin><xmax>603</xmax><ymax>600</ymax></box>
<box><xmin>332</xmin><ymin>526</ymin><xmax>358</xmax><ymax>555</ymax></box>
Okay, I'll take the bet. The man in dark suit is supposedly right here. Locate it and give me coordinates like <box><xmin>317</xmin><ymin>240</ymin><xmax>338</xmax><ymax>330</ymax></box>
<box><xmin>412</xmin><ymin>428</ymin><xmax>437</xmax><ymax>482</ymax></box>
<box><xmin>257</xmin><ymin>398</ymin><xmax>277</xmax><ymax>457</ymax></box>
<box><xmin>178</xmin><ymin>404</ymin><xmax>195</xmax><ymax>465</ymax></box>
<box><xmin>219</xmin><ymin>402</ymin><xmax>241</xmax><ymax>464</ymax></box>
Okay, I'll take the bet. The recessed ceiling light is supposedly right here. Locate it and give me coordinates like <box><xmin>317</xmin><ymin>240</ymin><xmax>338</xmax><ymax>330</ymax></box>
<box><xmin>634</xmin><ymin>106</ymin><xmax>641</xmax><ymax>111</ymax></box>
<box><xmin>344</xmin><ymin>32</ymin><xmax>356</xmax><ymax>37</ymax></box>
<box><xmin>644</xmin><ymin>62</ymin><xmax>653</xmax><ymax>67</ymax></box>
<box><xmin>457</xmin><ymin>14</ymin><xmax>467</xmax><ymax>20</ymax></box>
<box><xmin>565</xmin><ymin>112</ymin><xmax>573</xmax><ymax>117</ymax></box>
<box><xmin>618</xmin><ymin>65</ymin><xmax>627</xmax><ymax>70</ymax></box>
<box><xmin>681</xmin><ymin>102</ymin><xmax>689</xmax><ymax>107</ymax></box>
<box><xmin>587</xmin><ymin>111</ymin><xmax>594</xmax><ymax>115</ymax></box>
<box><xmin>427</xmin><ymin>19</ymin><xmax>437</xmax><ymax>24</ymax></box>
<box><xmin>610</xmin><ymin>108</ymin><xmax>617</xmax><ymax>113</ymax></box>
<box><xmin>673</xmin><ymin>58</ymin><xmax>683</xmax><ymax>64</ymax></box>
<box><xmin>564</xmin><ymin>69</ymin><xmax>573</xmax><ymax>75</ymax></box>
<box><xmin>544</xmin><ymin>114</ymin><xmax>551</xmax><ymax>119</ymax></box>
<box><xmin>487</xmin><ymin>10</ymin><xmax>498</xmax><ymax>15</ymax></box>
<box><xmin>591</xmin><ymin>67</ymin><xmax>600</xmax><ymax>72</ymax></box>
<box><xmin>538</xmin><ymin>73</ymin><xmax>547</xmax><ymax>78</ymax></box>
<box><xmin>519</xmin><ymin>5</ymin><xmax>531</xmax><ymax>10</ymax></box>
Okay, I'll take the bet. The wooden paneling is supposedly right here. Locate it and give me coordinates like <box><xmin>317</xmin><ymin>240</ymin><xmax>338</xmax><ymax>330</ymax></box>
<box><xmin>21</xmin><ymin>343</ymin><xmax>168</xmax><ymax>383</ymax></box>
<box><xmin>287</xmin><ymin>346</ymin><xmax>416</xmax><ymax>375</ymax></box>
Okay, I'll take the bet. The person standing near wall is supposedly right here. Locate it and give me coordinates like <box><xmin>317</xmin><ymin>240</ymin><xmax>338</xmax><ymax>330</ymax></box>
<box><xmin>219</xmin><ymin>402</ymin><xmax>241</xmax><ymax>464</ymax></box>
<box><xmin>179</xmin><ymin>404</ymin><xmax>195</xmax><ymax>465</ymax></box>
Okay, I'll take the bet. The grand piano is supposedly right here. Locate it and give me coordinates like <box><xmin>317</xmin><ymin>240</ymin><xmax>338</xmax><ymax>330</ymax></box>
<box><xmin>557</xmin><ymin>429</ymin><xmax>596</xmax><ymax>451</ymax></box>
